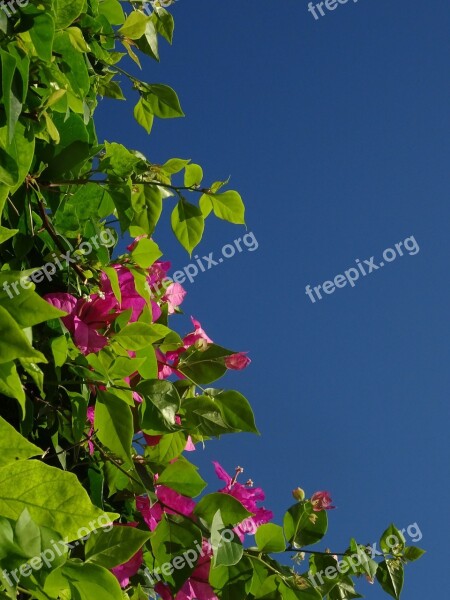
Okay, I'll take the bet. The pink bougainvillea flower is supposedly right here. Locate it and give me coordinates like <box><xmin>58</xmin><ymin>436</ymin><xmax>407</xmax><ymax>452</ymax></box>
<box><xmin>137</xmin><ymin>484</ymin><xmax>195</xmax><ymax>532</ymax></box>
<box><xmin>136</xmin><ymin>495</ymin><xmax>163</xmax><ymax>532</ymax></box>
<box><xmin>45</xmin><ymin>293</ymin><xmax>117</xmax><ymax>355</ymax></box>
<box><xmin>213</xmin><ymin>462</ymin><xmax>273</xmax><ymax>541</ymax></box>
<box><xmin>311</xmin><ymin>491</ymin><xmax>335</xmax><ymax>512</ymax></box>
<box><xmin>147</xmin><ymin>260</ymin><xmax>171</xmax><ymax>289</ymax></box>
<box><xmin>100</xmin><ymin>266</ymin><xmax>146</xmax><ymax>323</ymax></box>
<box><xmin>183</xmin><ymin>317</ymin><xmax>213</xmax><ymax>349</ymax></box>
<box><xmin>164</xmin><ymin>282</ymin><xmax>187</xmax><ymax>314</ymax></box>
<box><xmin>184</xmin><ymin>435</ymin><xmax>196</xmax><ymax>452</ymax></box>
<box><xmin>110</xmin><ymin>523</ymin><xmax>143</xmax><ymax>587</ymax></box>
<box><xmin>225</xmin><ymin>352</ymin><xmax>251</xmax><ymax>371</ymax></box>
<box><xmin>156</xmin><ymin>348</ymin><xmax>184</xmax><ymax>380</ymax></box>
<box><xmin>155</xmin><ymin>540</ymin><xmax>218</xmax><ymax>600</ymax></box>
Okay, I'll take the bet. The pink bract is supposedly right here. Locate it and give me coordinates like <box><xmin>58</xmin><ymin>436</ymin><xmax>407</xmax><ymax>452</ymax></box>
<box><xmin>225</xmin><ymin>352</ymin><xmax>251</xmax><ymax>370</ymax></box>
<box><xmin>45</xmin><ymin>293</ymin><xmax>117</xmax><ymax>355</ymax></box>
<box><xmin>311</xmin><ymin>491</ymin><xmax>335</xmax><ymax>512</ymax></box>
<box><xmin>213</xmin><ymin>462</ymin><xmax>273</xmax><ymax>541</ymax></box>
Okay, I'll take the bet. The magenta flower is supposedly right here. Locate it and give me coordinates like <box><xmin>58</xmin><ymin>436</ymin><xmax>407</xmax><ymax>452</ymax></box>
<box><xmin>213</xmin><ymin>462</ymin><xmax>273</xmax><ymax>541</ymax></box>
<box><xmin>311</xmin><ymin>491</ymin><xmax>335</xmax><ymax>512</ymax></box>
<box><xmin>155</xmin><ymin>540</ymin><xmax>218</xmax><ymax>600</ymax></box>
<box><xmin>164</xmin><ymin>282</ymin><xmax>187</xmax><ymax>314</ymax></box>
<box><xmin>110</xmin><ymin>523</ymin><xmax>143</xmax><ymax>587</ymax></box>
<box><xmin>225</xmin><ymin>352</ymin><xmax>251</xmax><ymax>370</ymax></box>
<box><xmin>137</xmin><ymin>482</ymin><xmax>195</xmax><ymax>532</ymax></box>
<box><xmin>147</xmin><ymin>260</ymin><xmax>171</xmax><ymax>288</ymax></box>
<box><xmin>100</xmin><ymin>266</ymin><xmax>146</xmax><ymax>323</ymax></box>
<box><xmin>45</xmin><ymin>293</ymin><xmax>117</xmax><ymax>355</ymax></box>
<box><xmin>183</xmin><ymin>317</ymin><xmax>213</xmax><ymax>349</ymax></box>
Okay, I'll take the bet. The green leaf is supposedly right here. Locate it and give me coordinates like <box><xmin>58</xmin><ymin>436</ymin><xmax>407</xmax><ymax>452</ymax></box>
<box><xmin>0</xmin><ymin>305</ymin><xmax>46</xmax><ymax>364</ymax></box>
<box><xmin>0</xmin><ymin>416</ymin><xmax>41</xmax><ymax>467</ymax></box>
<box><xmin>210</xmin><ymin>190</ymin><xmax>246</xmax><ymax>224</ymax></box>
<box><xmin>102</xmin><ymin>142</ymin><xmax>141</xmax><ymax>179</ymax></box>
<box><xmin>0</xmin><ymin>284</ymin><xmax>67</xmax><ymax>328</ymax></box>
<box><xmin>380</xmin><ymin>524</ymin><xmax>405</xmax><ymax>555</ymax></box>
<box><xmin>143</xmin><ymin>84</ymin><xmax>184</xmax><ymax>118</ymax></box>
<box><xmin>98</xmin><ymin>0</ymin><xmax>125</xmax><ymax>25</ymax></box>
<box><xmin>138</xmin><ymin>380</ymin><xmax>181</xmax><ymax>434</ymax></box>
<box><xmin>119</xmin><ymin>11</ymin><xmax>150</xmax><ymax>40</ymax></box>
<box><xmin>51</xmin><ymin>335</ymin><xmax>68</xmax><ymax>368</ymax></box>
<box><xmin>136</xmin><ymin>344</ymin><xmax>158</xmax><ymax>379</ymax></box>
<box><xmin>85</xmin><ymin>525</ymin><xmax>151</xmax><ymax>569</ymax></box>
<box><xmin>182</xmin><ymin>395</ymin><xmax>232</xmax><ymax>437</ymax></box>
<box><xmin>14</xmin><ymin>508</ymin><xmax>41</xmax><ymax>558</ymax></box>
<box><xmin>54</xmin><ymin>183</ymin><xmax>114</xmax><ymax>236</ymax></box>
<box><xmin>0</xmin><ymin>460</ymin><xmax>117</xmax><ymax>541</ymax></box>
<box><xmin>283</xmin><ymin>502</ymin><xmax>328</xmax><ymax>547</ymax></box>
<box><xmin>46</xmin><ymin>561</ymin><xmax>123</xmax><ymax>600</ymax></box>
<box><xmin>184</xmin><ymin>164</ymin><xmax>203</xmax><ymax>188</ymax></box>
<box><xmin>98</xmin><ymin>80</ymin><xmax>125</xmax><ymax>100</ymax></box>
<box><xmin>130</xmin><ymin>184</ymin><xmax>162</xmax><ymax>236</ymax></box>
<box><xmin>158</xmin><ymin>461</ymin><xmax>207</xmax><ymax>497</ymax></box>
<box><xmin>66</xmin><ymin>26</ymin><xmax>90</xmax><ymax>53</ymax></box>
<box><xmin>0</xmin><ymin>119</ymin><xmax>34</xmax><ymax>192</ymax></box>
<box><xmin>100</xmin><ymin>267</ymin><xmax>120</xmax><ymax>305</ymax></box>
<box><xmin>114</xmin><ymin>322</ymin><xmax>160</xmax><ymax>350</ymax></box>
<box><xmin>210</xmin><ymin>511</ymin><xmax>243</xmax><ymax>567</ymax></box>
<box><xmin>199</xmin><ymin>193</ymin><xmax>213</xmax><ymax>217</ymax></box>
<box><xmin>255</xmin><ymin>524</ymin><xmax>286</xmax><ymax>553</ymax></box>
<box><xmin>95</xmin><ymin>391</ymin><xmax>134</xmax><ymax>468</ymax></box>
<box><xmin>151</xmin><ymin>515</ymin><xmax>202</xmax><ymax>589</ymax></box>
<box><xmin>194</xmin><ymin>493</ymin><xmax>253</xmax><ymax>528</ymax></box>
<box><xmin>178</xmin><ymin>344</ymin><xmax>233</xmax><ymax>384</ymax></box>
<box><xmin>0</xmin><ymin>50</ymin><xmax>21</xmax><ymax>144</ymax></box>
<box><xmin>145</xmin><ymin>431</ymin><xmax>186</xmax><ymax>465</ymax></box>
<box><xmin>161</xmin><ymin>158</ymin><xmax>190</xmax><ymax>174</ymax></box>
<box><xmin>138</xmin><ymin>19</ymin><xmax>159</xmax><ymax>61</ymax></box>
<box><xmin>0</xmin><ymin>226</ymin><xmax>18</xmax><ymax>244</ymax></box>
<box><xmin>0</xmin><ymin>362</ymin><xmax>25</xmax><ymax>410</ymax></box>
<box><xmin>171</xmin><ymin>199</ymin><xmax>204</xmax><ymax>254</ymax></box>
<box><xmin>212</xmin><ymin>389</ymin><xmax>259</xmax><ymax>434</ymax></box>
<box><xmin>134</xmin><ymin>97</ymin><xmax>154</xmax><ymax>134</ymax></box>
<box><xmin>403</xmin><ymin>546</ymin><xmax>425</xmax><ymax>562</ymax></box>
<box><xmin>130</xmin><ymin>238</ymin><xmax>162</xmax><ymax>269</ymax></box>
<box><xmin>54</xmin><ymin>0</ymin><xmax>85</xmax><ymax>29</ymax></box>
<box><xmin>209</xmin><ymin>556</ymin><xmax>254</xmax><ymax>598</ymax></box>
<box><xmin>376</xmin><ymin>560</ymin><xmax>404</xmax><ymax>600</ymax></box>
<box><xmin>153</xmin><ymin>7</ymin><xmax>175</xmax><ymax>44</ymax></box>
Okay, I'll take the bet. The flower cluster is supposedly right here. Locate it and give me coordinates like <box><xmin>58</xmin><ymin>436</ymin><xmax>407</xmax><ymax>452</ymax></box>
<box><xmin>112</xmin><ymin>463</ymin><xmax>273</xmax><ymax>597</ymax></box>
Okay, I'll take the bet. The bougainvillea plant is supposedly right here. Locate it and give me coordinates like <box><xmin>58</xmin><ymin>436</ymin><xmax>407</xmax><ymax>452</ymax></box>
<box><xmin>0</xmin><ymin>1</ymin><xmax>423</xmax><ymax>599</ymax></box>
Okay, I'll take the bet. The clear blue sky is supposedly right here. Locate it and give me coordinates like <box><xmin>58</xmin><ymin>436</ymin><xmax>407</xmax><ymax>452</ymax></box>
<box><xmin>96</xmin><ymin>1</ymin><xmax>450</xmax><ymax>596</ymax></box>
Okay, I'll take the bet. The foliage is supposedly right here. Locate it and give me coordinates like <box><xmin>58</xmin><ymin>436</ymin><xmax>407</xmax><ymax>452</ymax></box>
<box><xmin>0</xmin><ymin>1</ymin><xmax>423</xmax><ymax>599</ymax></box>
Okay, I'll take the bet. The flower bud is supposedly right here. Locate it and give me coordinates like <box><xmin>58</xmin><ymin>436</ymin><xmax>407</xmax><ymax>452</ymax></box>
<box><xmin>292</xmin><ymin>487</ymin><xmax>306</xmax><ymax>501</ymax></box>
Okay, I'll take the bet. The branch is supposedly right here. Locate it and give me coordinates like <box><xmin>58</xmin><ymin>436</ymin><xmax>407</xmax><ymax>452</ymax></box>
<box><xmin>36</xmin><ymin>196</ymin><xmax>86</xmax><ymax>280</ymax></box>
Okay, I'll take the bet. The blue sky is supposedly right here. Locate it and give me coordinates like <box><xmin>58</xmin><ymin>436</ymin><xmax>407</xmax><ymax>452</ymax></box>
<box><xmin>96</xmin><ymin>1</ymin><xmax>449</xmax><ymax>596</ymax></box>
